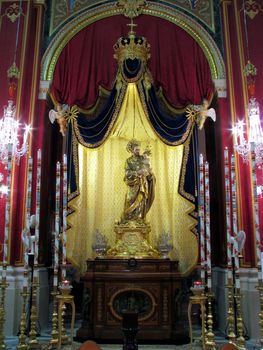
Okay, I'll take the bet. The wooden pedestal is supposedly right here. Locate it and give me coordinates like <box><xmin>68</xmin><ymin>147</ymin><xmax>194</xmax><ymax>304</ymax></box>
<box><xmin>76</xmin><ymin>258</ymin><xmax>185</xmax><ymax>341</ymax></box>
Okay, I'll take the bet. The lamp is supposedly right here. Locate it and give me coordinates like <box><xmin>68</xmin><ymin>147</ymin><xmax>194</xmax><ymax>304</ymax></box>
<box><xmin>0</xmin><ymin>0</ymin><xmax>30</xmax><ymax>165</ymax></box>
<box><xmin>233</xmin><ymin>61</ymin><xmax>263</xmax><ymax>166</ymax></box>
<box><xmin>0</xmin><ymin>99</ymin><xmax>30</xmax><ymax>164</ymax></box>
<box><xmin>233</xmin><ymin>1</ymin><xmax>263</xmax><ymax>167</ymax></box>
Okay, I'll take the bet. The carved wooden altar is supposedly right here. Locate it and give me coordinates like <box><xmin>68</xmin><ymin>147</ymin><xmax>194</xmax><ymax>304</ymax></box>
<box><xmin>76</xmin><ymin>258</ymin><xmax>186</xmax><ymax>341</ymax></box>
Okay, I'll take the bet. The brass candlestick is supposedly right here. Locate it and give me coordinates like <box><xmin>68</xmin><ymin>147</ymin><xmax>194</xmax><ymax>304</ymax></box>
<box><xmin>0</xmin><ymin>268</ymin><xmax>9</xmax><ymax>350</ymax></box>
<box><xmin>226</xmin><ymin>283</ymin><xmax>236</xmax><ymax>344</ymax></box>
<box><xmin>205</xmin><ymin>291</ymin><xmax>216</xmax><ymax>350</ymax></box>
<box><xmin>48</xmin><ymin>287</ymin><xmax>59</xmax><ymax>349</ymax></box>
<box><xmin>61</xmin><ymin>303</ymin><xmax>69</xmax><ymax>344</ymax></box>
<box><xmin>235</xmin><ymin>289</ymin><xmax>246</xmax><ymax>350</ymax></box>
<box><xmin>257</xmin><ymin>285</ymin><xmax>263</xmax><ymax>349</ymax></box>
<box><xmin>28</xmin><ymin>276</ymin><xmax>39</xmax><ymax>349</ymax></box>
<box><xmin>17</xmin><ymin>286</ymin><xmax>29</xmax><ymax>350</ymax></box>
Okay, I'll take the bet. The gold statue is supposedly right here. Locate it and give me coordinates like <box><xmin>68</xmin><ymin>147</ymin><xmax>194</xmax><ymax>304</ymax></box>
<box><xmin>121</xmin><ymin>140</ymin><xmax>155</xmax><ymax>224</ymax></box>
<box><xmin>107</xmin><ymin>139</ymin><xmax>158</xmax><ymax>258</ymax></box>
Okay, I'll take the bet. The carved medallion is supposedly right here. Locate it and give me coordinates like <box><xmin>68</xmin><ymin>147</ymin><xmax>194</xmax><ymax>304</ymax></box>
<box><xmin>5</xmin><ymin>3</ymin><xmax>23</xmax><ymax>23</ymax></box>
<box><xmin>116</xmin><ymin>0</ymin><xmax>147</xmax><ymax>18</ymax></box>
<box><xmin>109</xmin><ymin>287</ymin><xmax>156</xmax><ymax>321</ymax></box>
<box><xmin>245</xmin><ymin>0</ymin><xmax>263</xmax><ymax>19</ymax></box>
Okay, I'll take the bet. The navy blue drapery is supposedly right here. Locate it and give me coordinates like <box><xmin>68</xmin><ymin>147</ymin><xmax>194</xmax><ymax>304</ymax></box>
<box><xmin>64</xmin><ymin>57</ymin><xmax>197</xmax><ymax>209</ymax></box>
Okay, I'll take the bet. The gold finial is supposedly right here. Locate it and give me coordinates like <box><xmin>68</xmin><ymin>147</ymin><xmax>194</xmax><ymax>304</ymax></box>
<box><xmin>116</xmin><ymin>0</ymin><xmax>147</xmax><ymax>19</ymax></box>
<box><xmin>7</xmin><ymin>62</ymin><xmax>20</xmax><ymax>79</ymax></box>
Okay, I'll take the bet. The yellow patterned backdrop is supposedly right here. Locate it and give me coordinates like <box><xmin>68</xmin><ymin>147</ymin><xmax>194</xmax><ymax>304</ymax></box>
<box><xmin>67</xmin><ymin>83</ymin><xmax>198</xmax><ymax>275</ymax></box>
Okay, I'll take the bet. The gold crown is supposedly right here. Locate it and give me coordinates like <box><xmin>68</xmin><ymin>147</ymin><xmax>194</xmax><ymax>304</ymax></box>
<box><xmin>113</xmin><ymin>27</ymin><xmax>151</xmax><ymax>63</ymax></box>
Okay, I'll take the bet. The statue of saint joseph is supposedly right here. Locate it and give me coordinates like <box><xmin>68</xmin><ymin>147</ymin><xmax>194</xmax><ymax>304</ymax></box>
<box><xmin>121</xmin><ymin>139</ymin><xmax>155</xmax><ymax>225</ymax></box>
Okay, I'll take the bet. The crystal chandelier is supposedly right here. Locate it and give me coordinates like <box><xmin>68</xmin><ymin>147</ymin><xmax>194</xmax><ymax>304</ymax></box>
<box><xmin>0</xmin><ymin>99</ymin><xmax>30</xmax><ymax>164</ymax></box>
<box><xmin>0</xmin><ymin>173</ymin><xmax>8</xmax><ymax>198</ymax></box>
<box><xmin>257</xmin><ymin>185</ymin><xmax>263</xmax><ymax>197</ymax></box>
<box><xmin>233</xmin><ymin>61</ymin><xmax>263</xmax><ymax>166</ymax></box>
<box><xmin>0</xmin><ymin>0</ymin><xmax>30</xmax><ymax>165</ymax></box>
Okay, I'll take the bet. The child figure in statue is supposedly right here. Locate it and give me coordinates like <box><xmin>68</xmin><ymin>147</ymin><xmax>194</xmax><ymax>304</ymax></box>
<box><xmin>121</xmin><ymin>140</ymin><xmax>155</xmax><ymax>225</ymax></box>
<box><xmin>142</xmin><ymin>146</ymin><xmax>152</xmax><ymax>175</ymax></box>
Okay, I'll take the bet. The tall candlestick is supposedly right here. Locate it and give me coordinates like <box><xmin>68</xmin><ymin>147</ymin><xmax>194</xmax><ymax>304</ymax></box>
<box><xmin>199</xmin><ymin>154</ymin><xmax>205</xmax><ymax>285</ymax></box>
<box><xmin>54</xmin><ymin>161</ymin><xmax>61</xmax><ymax>287</ymax></box>
<box><xmin>251</xmin><ymin>144</ymin><xmax>262</xmax><ymax>284</ymax></box>
<box><xmin>230</xmin><ymin>154</ymin><xmax>240</xmax><ymax>289</ymax></box>
<box><xmin>224</xmin><ymin>148</ymin><xmax>232</xmax><ymax>282</ymax></box>
<box><xmin>205</xmin><ymin>161</ymin><xmax>211</xmax><ymax>289</ymax></box>
<box><xmin>61</xmin><ymin>155</ymin><xmax>67</xmax><ymax>281</ymax></box>
<box><xmin>22</xmin><ymin>157</ymin><xmax>33</xmax><ymax>288</ymax></box>
<box><xmin>33</xmin><ymin>150</ymin><xmax>41</xmax><ymax>275</ymax></box>
<box><xmin>2</xmin><ymin>145</ymin><xmax>12</xmax><ymax>279</ymax></box>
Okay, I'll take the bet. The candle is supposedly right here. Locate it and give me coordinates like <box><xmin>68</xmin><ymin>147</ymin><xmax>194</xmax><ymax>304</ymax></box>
<box><xmin>2</xmin><ymin>145</ymin><xmax>12</xmax><ymax>279</ymax></box>
<box><xmin>230</xmin><ymin>154</ymin><xmax>240</xmax><ymax>289</ymax></box>
<box><xmin>251</xmin><ymin>144</ymin><xmax>262</xmax><ymax>284</ymax></box>
<box><xmin>22</xmin><ymin>157</ymin><xmax>33</xmax><ymax>288</ymax></box>
<box><xmin>54</xmin><ymin>161</ymin><xmax>61</xmax><ymax>287</ymax></box>
<box><xmin>61</xmin><ymin>154</ymin><xmax>67</xmax><ymax>280</ymax></box>
<box><xmin>205</xmin><ymin>161</ymin><xmax>211</xmax><ymax>289</ymax></box>
<box><xmin>33</xmin><ymin>149</ymin><xmax>41</xmax><ymax>276</ymax></box>
<box><xmin>199</xmin><ymin>154</ymin><xmax>205</xmax><ymax>285</ymax></box>
<box><xmin>224</xmin><ymin>148</ymin><xmax>232</xmax><ymax>282</ymax></box>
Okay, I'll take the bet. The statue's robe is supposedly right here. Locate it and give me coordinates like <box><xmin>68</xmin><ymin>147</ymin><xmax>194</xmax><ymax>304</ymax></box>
<box><xmin>122</xmin><ymin>155</ymin><xmax>155</xmax><ymax>223</ymax></box>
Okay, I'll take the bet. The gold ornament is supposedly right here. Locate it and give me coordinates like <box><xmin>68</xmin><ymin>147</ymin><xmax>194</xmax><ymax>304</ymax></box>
<box><xmin>17</xmin><ymin>287</ymin><xmax>29</xmax><ymax>350</ymax></box>
<box><xmin>245</xmin><ymin>0</ymin><xmax>263</xmax><ymax>20</ymax></box>
<box><xmin>186</xmin><ymin>107</ymin><xmax>198</xmax><ymax>123</ymax></box>
<box><xmin>5</xmin><ymin>3</ymin><xmax>23</xmax><ymax>23</ymax></box>
<box><xmin>116</xmin><ymin>0</ymin><xmax>147</xmax><ymax>19</ymax></box>
<box><xmin>7</xmin><ymin>62</ymin><xmax>20</xmax><ymax>79</ymax></box>
<box><xmin>205</xmin><ymin>291</ymin><xmax>216</xmax><ymax>350</ymax></box>
<box><xmin>28</xmin><ymin>277</ymin><xmax>39</xmax><ymax>349</ymax></box>
<box><xmin>113</xmin><ymin>29</ymin><xmax>151</xmax><ymax>63</ymax></box>
<box><xmin>64</xmin><ymin>106</ymin><xmax>79</xmax><ymax>124</ymax></box>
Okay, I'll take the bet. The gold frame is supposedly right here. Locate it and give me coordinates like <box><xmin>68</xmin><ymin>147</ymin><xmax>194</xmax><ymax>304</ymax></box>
<box><xmin>108</xmin><ymin>286</ymin><xmax>157</xmax><ymax>322</ymax></box>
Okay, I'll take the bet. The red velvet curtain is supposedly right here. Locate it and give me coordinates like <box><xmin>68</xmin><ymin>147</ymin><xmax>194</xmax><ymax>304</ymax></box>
<box><xmin>51</xmin><ymin>15</ymin><xmax>214</xmax><ymax>108</ymax></box>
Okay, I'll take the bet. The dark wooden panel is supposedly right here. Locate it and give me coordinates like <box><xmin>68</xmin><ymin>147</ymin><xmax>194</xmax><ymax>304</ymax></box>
<box><xmin>76</xmin><ymin>258</ymin><xmax>186</xmax><ymax>341</ymax></box>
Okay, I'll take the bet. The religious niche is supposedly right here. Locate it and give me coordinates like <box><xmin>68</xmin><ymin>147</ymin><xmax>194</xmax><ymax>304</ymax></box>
<box><xmin>109</xmin><ymin>288</ymin><xmax>155</xmax><ymax>321</ymax></box>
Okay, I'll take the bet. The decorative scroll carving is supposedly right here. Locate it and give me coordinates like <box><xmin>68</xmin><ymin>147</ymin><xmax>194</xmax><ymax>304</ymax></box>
<box><xmin>116</xmin><ymin>0</ymin><xmax>147</xmax><ymax>18</ymax></box>
<box><xmin>4</xmin><ymin>3</ymin><xmax>23</xmax><ymax>23</ymax></box>
<box><xmin>163</xmin><ymin>288</ymin><xmax>168</xmax><ymax>322</ymax></box>
<box><xmin>245</xmin><ymin>0</ymin><xmax>263</xmax><ymax>19</ymax></box>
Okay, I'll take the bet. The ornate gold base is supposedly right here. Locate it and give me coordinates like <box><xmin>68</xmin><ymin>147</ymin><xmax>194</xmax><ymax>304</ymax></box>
<box><xmin>107</xmin><ymin>221</ymin><xmax>159</xmax><ymax>258</ymax></box>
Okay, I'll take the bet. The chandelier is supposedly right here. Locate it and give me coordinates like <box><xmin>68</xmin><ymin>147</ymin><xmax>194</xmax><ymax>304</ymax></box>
<box><xmin>0</xmin><ymin>0</ymin><xmax>30</xmax><ymax>165</ymax></box>
<box><xmin>0</xmin><ymin>99</ymin><xmax>30</xmax><ymax>164</ymax></box>
<box><xmin>233</xmin><ymin>61</ymin><xmax>263</xmax><ymax>166</ymax></box>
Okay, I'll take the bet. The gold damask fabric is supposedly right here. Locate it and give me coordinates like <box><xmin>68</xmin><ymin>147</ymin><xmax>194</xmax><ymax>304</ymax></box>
<box><xmin>67</xmin><ymin>83</ymin><xmax>197</xmax><ymax>275</ymax></box>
